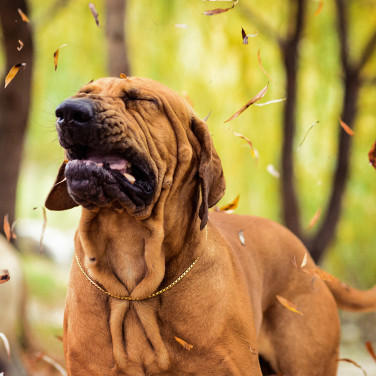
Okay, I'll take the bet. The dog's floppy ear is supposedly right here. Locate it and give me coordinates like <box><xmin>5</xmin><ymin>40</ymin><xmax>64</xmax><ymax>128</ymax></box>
<box><xmin>191</xmin><ymin>116</ymin><xmax>226</xmax><ymax>230</ymax></box>
<box><xmin>45</xmin><ymin>162</ymin><xmax>78</xmax><ymax>211</ymax></box>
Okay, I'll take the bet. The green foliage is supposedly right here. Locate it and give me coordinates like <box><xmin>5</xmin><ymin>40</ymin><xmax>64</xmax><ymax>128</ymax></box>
<box><xmin>13</xmin><ymin>0</ymin><xmax>376</xmax><ymax>286</ymax></box>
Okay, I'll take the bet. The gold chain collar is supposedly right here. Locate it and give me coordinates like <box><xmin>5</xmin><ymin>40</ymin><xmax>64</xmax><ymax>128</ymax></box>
<box><xmin>75</xmin><ymin>225</ymin><xmax>207</xmax><ymax>301</ymax></box>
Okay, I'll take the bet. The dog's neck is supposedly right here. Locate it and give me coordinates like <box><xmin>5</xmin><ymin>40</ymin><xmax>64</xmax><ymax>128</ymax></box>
<box><xmin>76</xmin><ymin>202</ymin><xmax>203</xmax><ymax>297</ymax></box>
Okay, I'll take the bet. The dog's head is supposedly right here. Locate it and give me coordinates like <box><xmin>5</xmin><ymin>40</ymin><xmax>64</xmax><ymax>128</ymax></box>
<box><xmin>45</xmin><ymin>77</ymin><xmax>225</xmax><ymax>229</ymax></box>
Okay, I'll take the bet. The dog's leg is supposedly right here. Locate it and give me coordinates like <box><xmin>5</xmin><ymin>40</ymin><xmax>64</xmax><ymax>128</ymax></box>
<box><xmin>259</xmin><ymin>281</ymin><xmax>340</xmax><ymax>376</ymax></box>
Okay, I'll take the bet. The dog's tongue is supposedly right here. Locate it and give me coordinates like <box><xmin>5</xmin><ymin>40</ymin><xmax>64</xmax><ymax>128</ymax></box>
<box><xmin>87</xmin><ymin>155</ymin><xmax>128</xmax><ymax>170</ymax></box>
<box><xmin>84</xmin><ymin>154</ymin><xmax>136</xmax><ymax>184</ymax></box>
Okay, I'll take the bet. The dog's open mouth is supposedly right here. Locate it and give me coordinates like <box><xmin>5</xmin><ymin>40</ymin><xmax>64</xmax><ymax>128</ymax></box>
<box><xmin>64</xmin><ymin>147</ymin><xmax>156</xmax><ymax>210</ymax></box>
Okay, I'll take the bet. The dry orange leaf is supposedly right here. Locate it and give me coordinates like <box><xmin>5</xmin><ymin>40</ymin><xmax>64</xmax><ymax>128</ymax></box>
<box><xmin>120</xmin><ymin>73</ymin><xmax>127</xmax><ymax>79</ymax></box>
<box><xmin>53</xmin><ymin>44</ymin><xmax>68</xmax><ymax>71</ymax></box>
<box><xmin>232</xmin><ymin>131</ymin><xmax>257</xmax><ymax>158</ymax></box>
<box><xmin>174</xmin><ymin>336</ymin><xmax>193</xmax><ymax>350</ymax></box>
<box><xmin>89</xmin><ymin>3</ymin><xmax>100</xmax><ymax>27</ymax></box>
<box><xmin>365</xmin><ymin>341</ymin><xmax>376</xmax><ymax>363</ymax></box>
<box><xmin>4</xmin><ymin>63</ymin><xmax>26</xmax><ymax>88</ymax></box>
<box><xmin>17</xmin><ymin>40</ymin><xmax>24</xmax><ymax>51</ymax></box>
<box><xmin>276</xmin><ymin>295</ymin><xmax>303</xmax><ymax>316</ymax></box>
<box><xmin>257</xmin><ymin>50</ymin><xmax>275</xmax><ymax>83</ymax></box>
<box><xmin>17</xmin><ymin>8</ymin><xmax>30</xmax><ymax>22</ymax></box>
<box><xmin>0</xmin><ymin>270</ymin><xmax>10</xmax><ymax>285</ymax></box>
<box><xmin>3</xmin><ymin>215</ymin><xmax>11</xmax><ymax>242</ymax></box>
<box><xmin>315</xmin><ymin>0</ymin><xmax>324</xmax><ymax>16</ymax></box>
<box><xmin>339</xmin><ymin>118</ymin><xmax>354</xmax><ymax>136</ymax></box>
<box><xmin>338</xmin><ymin>358</ymin><xmax>367</xmax><ymax>376</ymax></box>
<box><xmin>368</xmin><ymin>141</ymin><xmax>376</xmax><ymax>169</ymax></box>
<box><xmin>203</xmin><ymin>0</ymin><xmax>238</xmax><ymax>15</ymax></box>
<box><xmin>302</xmin><ymin>268</ymin><xmax>338</xmax><ymax>283</ymax></box>
<box><xmin>220</xmin><ymin>195</ymin><xmax>240</xmax><ymax>211</ymax></box>
<box><xmin>225</xmin><ymin>84</ymin><xmax>268</xmax><ymax>123</ymax></box>
<box><xmin>307</xmin><ymin>207</ymin><xmax>322</xmax><ymax>229</ymax></box>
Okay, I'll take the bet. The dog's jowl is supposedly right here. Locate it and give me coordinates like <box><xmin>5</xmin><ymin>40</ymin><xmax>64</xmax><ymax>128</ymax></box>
<box><xmin>46</xmin><ymin>76</ymin><xmax>376</xmax><ymax>376</ymax></box>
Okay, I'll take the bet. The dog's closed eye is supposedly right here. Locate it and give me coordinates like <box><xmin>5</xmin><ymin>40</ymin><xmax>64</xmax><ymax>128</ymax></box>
<box><xmin>122</xmin><ymin>89</ymin><xmax>160</xmax><ymax>108</ymax></box>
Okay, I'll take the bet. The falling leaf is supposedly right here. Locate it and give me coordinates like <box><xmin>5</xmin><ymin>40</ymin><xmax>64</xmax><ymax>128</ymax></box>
<box><xmin>40</xmin><ymin>206</ymin><xmax>47</xmax><ymax>252</ymax></box>
<box><xmin>337</xmin><ymin>358</ymin><xmax>367</xmax><ymax>376</ymax></box>
<box><xmin>302</xmin><ymin>267</ymin><xmax>338</xmax><ymax>283</ymax></box>
<box><xmin>307</xmin><ymin>207</ymin><xmax>322</xmax><ymax>229</ymax></box>
<box><xmin>10</xmin><ymin>221</ymin><xmax>17</xmax><ymax>240</ymax></box>
<box><xmin>174</xmin><ymin>336</ymin><xmax>193</xmax><ymax>350</ymax></box>
<box><xmin>365</xmin><ymin>342</ymin><xmax>376</xmax><ymax>363</ymax></box>
<box><xmin>257</xmin><ymin>50</ymin><xmax>275</xmax><ymax>83</ymax></box>
<box><xmin>220</xmin><ymin>195</ymin><xmax>240</xmax><ymax>211</ymax></box>
<box><xmin>368</xmin><ymin>141</ymin><xmax>376</xmax><ymax>169</ymax></box>
<box><xmin>267</xmin><ymin>164</ymin><xmax>280</xmax><ymax>178</ymax></box>
<box><xmin>224</xmin><ymin>84</ymin><xmax>268</xmax><ymax>123</ymax></box>
<box><xmin>242</xmin><ymin>27</ymin><xmax>247</xmax><ymax>43</ymax></box>
<box><xmin>17</xmin><ymin>8</ymin><xmax>30</xmax><ymax>23</ymax></box>
<box><xmin>297</xmin><ymin>121</ymin><xmax>319</xmax><ymax>151</ymax></box>
<box><xmin>254</xmin><ymin>98</ymin><xmax>286</xmax><ymax>107</ymax></box>
<box><xmin>3</xmin><ymin>215</ymin><xmax>11</xmax><ymax>242</ymax></box>
<box><xmin>89</xmin><ymin>3</ymin><xmax>100</xmax><ymax>27</ymax></box>
<box><xmin>203</xmin><ymin>110</ymin><xmax>212</xmax><ymax>122</ymax></box>
<box><xmin>0</xmin><ymin>270</ymin><xmax>10</xmax><ymax>285</ymax></box>
<box><xmin>231</xmin><ymin>131</ymin><xmax>257</xmax><ymax>158</ymax></box>
<box><xmin>17</xmin><ymin>40</ymin><xmax>24</xmax><ymax>51</ymax></box>
<box><xmin>315</xmin><ymin>0</ymin><xmax>324</xmax><ymax>16</ymax></box>
<box><xmin>339</xmin><ymin>118</ymin><xmax>354</xmax><ymax>136</ymax></box>
<box><xmin>53</xmin><ymin>44</ymin><xmax>68</xmax><ymax>71</ymax></box>
<box><xmin>55</xmin><ymin>335</ymin><xmax>63</xmax><ymax>343</ymax></box>
<box><xmin>203</xmin><ymin>0</ymin><xmax>238</xmax><ymax>15</ymax></box>
<box><xmin>238</xmin><ymin>230</ymin><xmax>245</xmax><ymax>246</ymax></box>
<box><xmin>4</xmin><ymin>63</ymin><xmax>26</xmax><ymax>88</ymax></box>
<box><xmin>36</xmin><ymin>353</ymin><xmax>67</xmax><ymax>376</ymax></box>
<box><xmin>301</xmin><ymin>253</ymin><xmax>308</xmax><ymax>268</ymax></box>
<box><xmin>276</xmin><ymin>295</ymin><xmax>303</xmax><ymax>315</ymax></box>
<box><xmin>120</xmin><ymin>73</ymin><xmax>127</xmax><ymax>78</ymax></box>
<box><xmin>0</xmin><ymin>333</ymin><xmax>11</xmax><ymax>360</ymax></box>
<box><xmin>241</xmin><ymin>27</ymin><xmax>258</xmax><ymax>44</ymax></box>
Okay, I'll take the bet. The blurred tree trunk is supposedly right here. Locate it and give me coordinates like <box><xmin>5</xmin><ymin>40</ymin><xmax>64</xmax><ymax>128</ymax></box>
<box><xmin>105</xmin><ymin>0</ymin><xmax>131</xmax><ymax>76</ymax></box>
<box><xmin>241</xmin><ymin>0</ymin><xmax>376</xmax><ymax>263</ymax></box>
<box><xmin>0</xmin><ymin>0</ymin><xmax>34</xmax><ymax>229</ymax></box>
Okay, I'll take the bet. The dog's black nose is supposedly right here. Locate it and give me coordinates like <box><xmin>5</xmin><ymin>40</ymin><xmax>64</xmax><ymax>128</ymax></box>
<box><xmin>55</xmin><ymin>99</ymin><xmax>94</xmax><ymax>126</ymax></box>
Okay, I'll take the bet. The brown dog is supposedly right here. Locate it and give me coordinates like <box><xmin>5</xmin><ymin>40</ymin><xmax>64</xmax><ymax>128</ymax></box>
<box><xmin>46</xmin><ymin>77</ymin><xmax>376</xmax><ymax>375</ymax></box>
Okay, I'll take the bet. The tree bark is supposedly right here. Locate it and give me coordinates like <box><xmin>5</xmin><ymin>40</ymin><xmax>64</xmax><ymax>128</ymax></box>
<box><xmin>308</xmin><ymin>72</ymin><xmax>359</xmax><ymax>260</ymax></box>
<box><xmin>280</xmin><ymin>0</ymin><xmax>307</xmax><ymax>240</ymax></box>
<box><xmin>0</xmin><ymin>0</ymin><xmax>34</xmax><ymax>227</ymax></box>
<box><xmin>105</xmin><ymin>0</ymin><xmax>131</xmax><ymax>76</ymax></box>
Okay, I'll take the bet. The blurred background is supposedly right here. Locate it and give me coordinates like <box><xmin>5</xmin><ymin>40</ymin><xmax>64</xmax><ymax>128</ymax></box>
<box><xmin>0</xmin><ymin>0</ymin><xmax>376</xmax><ymax>374</ymax></box>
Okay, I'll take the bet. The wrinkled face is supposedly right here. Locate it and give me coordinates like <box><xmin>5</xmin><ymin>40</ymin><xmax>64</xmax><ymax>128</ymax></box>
<box><xmin>55</xmin><ymin>77</ymin><xmax>187</xmax><ymax>214</ymax></box>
